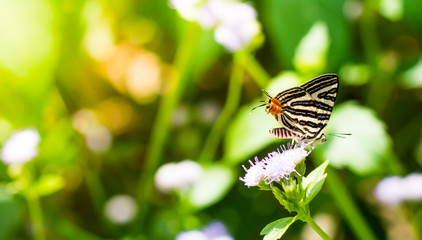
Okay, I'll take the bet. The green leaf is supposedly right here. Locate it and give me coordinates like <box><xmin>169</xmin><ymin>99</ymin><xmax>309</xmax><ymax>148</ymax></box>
<box><xmin>185</xmin><ymin>164</ymin><xmax>234</xmax><ymax>210</ymax></box>
<box><xmin>224</xmin><ymin>103</ymin><xmax>277</xmax><ymax>164</ymax></box>
<box><xmin>262</xmin><ymin>0</ymin><xmax>349</xmax><ymax>69</ymax></box>
<box><xmin>400</xmin><ymin>57</ymin><xmax>422</xmax><ymax>89</ymax></box>
<box><xmin>0</xmin><ymin>186</ymin><xmax>20</xmax><ymax>238</ymax></box>
<box><xmin>35</xmin><ymin>174</ymin><xmax>65</xmax><ymax>196</ymax></box>
<box><xmin>261</xmin><ymin>217</ymin><xmax>296</xmax><ymax>240</ymax></box>
<box><xmin>303</xmin><ymin>160</ymin><xmax>329</xmax><ymax>204</ymax></box>
<box><xmin>293</xmin><ymin>21</ymin><xmax>329</xmax><ymax>73</ymax></box>
<box><xmin>319</xmin><ymin>101</ymin><xmax>397</xmax><ymax>175</ymax></box>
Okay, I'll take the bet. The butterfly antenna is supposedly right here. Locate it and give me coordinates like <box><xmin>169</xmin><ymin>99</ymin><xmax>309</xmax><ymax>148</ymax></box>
<box><xmin>262</xmin><ymin>89</ymin><xmax>272</xmax><ymax>98</ymax></box>
<box><xmin>326</xmin><ymin>133</ymin><xmax>352</xmax><ymax>138</ymax></box>
<box><xmin>249</xmin><ymin>103</ymin><xmax>267</xmax><ymax>113</ymax></box>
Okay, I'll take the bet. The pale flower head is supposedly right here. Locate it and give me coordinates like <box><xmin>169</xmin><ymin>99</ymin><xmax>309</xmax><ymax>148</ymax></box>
<box><xmin>1</xmin><ymin>128</ymin><xmax>41</xmax><ymax>165</ymax></box>
<box><xmin>176</xmin><ymin>221</ymin><xmax>233</xmax><ymax>240</ymax></box>
<box><xmin>239</xmin><ymin>157</ymin><xmax>265</xmax><ymax>187</ymax></box>
<box><xmin>169</xmin><ymin>0</ymin><xmax>202</xmax><ymax>21</ymax></box>
<box><xmin>196</xmin><ymin>0</ymin><xmax>260</xmax><ymax>52</ymax></box>
<box><xmin>197</xmin><ymin>0</ymin><xmax>225</xmax><ymax>28</ymax></box>
<box><xmin>203</xmin><ymin>221</ymin><xmax>233</xmax><ymax>240</ymax></box>
<box><xmin>176</xmin><ymin>230</ymin><xmax>208</xmax><ymax>240</ymax></box>
<box><xmin>375</xmin><ymin>173</ymin><xmax>422</xmax><ymax>205</ymax></box>
<box><xmin>214</xmin><ymin>21</ymin><xmax>260</xmax><ymax>52</ymax></box>
<box><xmin>155</xmin><ymin>160</ymin><xmax>203</xmax><ymax>192</ymax></box>
<box><xmin>263</xmin><ymin>145</ymin><xmax>308</xmax><ymax>184</ymax></box>
<box><xmin>240</xmin><ymin>144</ymin><xmax>309</xmax><ymax>187</ymax></box>
<box><xmin>104</xmin><ymin>194</ymin><xmax>137</xmax><ymax>224</ymax></box>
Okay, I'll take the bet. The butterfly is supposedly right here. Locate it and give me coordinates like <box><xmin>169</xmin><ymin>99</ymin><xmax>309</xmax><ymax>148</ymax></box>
<box><xmin>252</xmin><ymin>74</ymin><xmax>343</xmax><ymax>145</ymax></box>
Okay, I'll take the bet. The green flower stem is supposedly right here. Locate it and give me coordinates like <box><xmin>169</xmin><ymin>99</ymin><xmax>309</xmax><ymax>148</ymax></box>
<box><xmin>296</xmin><ymin>205</ymin><xmax>331</xmax><ymax>240</ymax></box>
<box><xmin>24</xmin><ymin>189</ymin><xmax>45</xmax><ymax>240</ymax></box>
<box><xmin>237</xmin><ymin>50</ymin><xmax>270</xmax><ymax>89</ymax></box>
<box><xmin>301</xmin><ymin>212</ymin><xmax>332</xmax><ymax>240</ymax></box>
<box><xmin>84</xmin><ymin>167</ymin><xmax>115</xmax><ymax>236</ymax></box>
<box><xmin>325</xmin><ymin>167</ymin><xmax>377</xmax><ymax>240</ymax></box>
<box><xmin>133</xmin><ymin>23</ymin><xmax>201</xmax><ymax>233</ymax></box>
<box><xmin>198</xmin><ymin>52</ymin><xmax>243</xmax><ymax>163</ymax></box>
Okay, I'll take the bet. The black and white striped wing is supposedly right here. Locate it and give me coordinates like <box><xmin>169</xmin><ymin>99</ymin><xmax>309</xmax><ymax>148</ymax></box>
<box><xmin>270</xmin><ymin>74</ymin><xmax>338</xmax><ymax>142</ymax></box>
<box><xmin>273</xmin><ymin>87</ymin><xmax>319</xmax><ymax>139</ymax></box>
<box><xmin>299</xmin><ymin>74</ymin><xmax>339</xmax><ymax>139</ymax></box>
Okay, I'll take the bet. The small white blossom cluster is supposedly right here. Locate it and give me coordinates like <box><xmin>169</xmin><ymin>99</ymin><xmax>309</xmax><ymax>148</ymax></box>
<box><xmin>155</xmin><ymin>160</ymin><xmax>203</xmax><ymax>193</ymax></box>
<box><xmin>176</xmin><ymin>221</ymin><xmax>233</xmax><ymax>240</ymax></box>
<box><xmin>375</xmin><ymin>173</ymin><xmax>422</xmax><ymax>205</ymax></box>
<box><xmin>240</xmin><ymin>144</ymin><xmax>309</xmax><ymax>187</ymax></box>
<box><xmin>1</xmin><ymin>128</ymin><xmax>41</xmax><ymax>165</ymax></box>
<box><xmin>169</xmin><ymin>0</ymin><xmax>261</xmax><ymax>52</ymax></box>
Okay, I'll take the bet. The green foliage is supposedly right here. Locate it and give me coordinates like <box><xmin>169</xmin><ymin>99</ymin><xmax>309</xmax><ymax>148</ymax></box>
<box><xmin>0</xmin><ymin>187</ymin><xmax>20</xmax><ymax>238</ymax></box>
<box><xmin>320</xmin><ymin>101</ymin><xmax>400</xmax><ymax>175</ymax></box>
<box><xmin>303</xmin><ymin>161</ymin><xmax>329</xmax><ymax>204</ymax></box>
<box><xmin>0</xmin><ymin>0</ymin><xmax>420</xmax><ymax>239</ymax></box>
<box><xmin>260</xmin><ymin>217</ymin><xmax>296</xmax><ymax>240</ymax></box>
<box><xmin>225</xmin><ymin>104</ymin><xmax>276</xmax><ymax>164</ymax></box>
<box><xmin>184</xmin><ymin>164</ymin><xmax>235</xmax><ymax>210</ymax></box>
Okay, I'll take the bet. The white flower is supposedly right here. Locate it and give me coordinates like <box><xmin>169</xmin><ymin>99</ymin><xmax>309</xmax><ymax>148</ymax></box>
<box><xmin>240</xmin><ymin>144</ymin><xmax>309</xmax><ymax>187</ymax></box>
<box><xmin>197</xmin><ymin>0</ymin><xmax>225</xmax><ymax>28</ymax></box>
<box><xmin>197</xmin><ymin>1</ymin><xmax>260</xmax><ymax>52</ymax></box>
<box><xmin>203</xmin><ymin>221</ymin><xmax>233</xmax><ymax>240</ymax></box>
<box><xmin>176</xmin><ymin>230</ymin><xmax>208</xmax><ymax>240</ymax></box>
<box><xmin>375</xmin><ymin>173</ymin><xmax>422</xmax><ymax>205</ymax></box>
<box><xmin>176</xmin><ymin>221</ymin><xmax>233</xmax><ymax>240</ymax></box>
<box><xmin>170</xmin><ymin>0</ymin><xmax>261</xmax><ymax>52</ymax></box>
<box><xmin>239</xmin><ymin>157</ymin><xmax>265</xmax><ymax>187</ymax></box>
<box><xmin>155</xmin><ymin>160</ymin><xmax>203</xmax><ymax>192</ymax></box>
<box><xmin>169</xmin><ymin>0</ymin><xmax>202</xmax><ymax>21</ymax></box>
<box><xmin>263</xmin><ymin>145</ymin><xmax>308</xmax><ymax>184</ymax></box>
<box><xmin>1</xmin><ymin>128</ymin><xmax>41</xmax><ymax>165</ymax></box>
<box><xmin>104</xmin><ymin>194</ymin><xmax>137</xmax><ymax>224</ymax></box>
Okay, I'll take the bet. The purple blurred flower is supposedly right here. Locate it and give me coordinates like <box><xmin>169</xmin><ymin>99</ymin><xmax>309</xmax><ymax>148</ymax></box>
<box><xmin>375</xmin><ymin>173</ymin><xmax>422</xmax><ymax>205</ymax></box>
<box><xmin>176</xmin><ymin>221</ymin><xmax>233</xmax><ymax>240</ymax></box>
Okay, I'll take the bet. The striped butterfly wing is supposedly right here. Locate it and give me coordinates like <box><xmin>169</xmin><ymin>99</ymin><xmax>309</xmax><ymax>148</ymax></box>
<box><xmin>273</xmin><ymin>87</ymin><xmax>318</xmax><ymax>140</ymax></box>
<box><xmin>299</xmin><ymin>74</ymin><xmax>339</xmax><ymax>140</ymax></box>
<box><xmin>270</xmin><ymin>74</ymin><xmax>339</xmax><ymax>143</ymax></box>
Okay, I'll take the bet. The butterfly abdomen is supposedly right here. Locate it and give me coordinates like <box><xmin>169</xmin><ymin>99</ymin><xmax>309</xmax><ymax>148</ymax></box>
<box><xmin>269</xmin><ymin>128</ymin><xmax>296</xmax><ymax>139</ymax></box>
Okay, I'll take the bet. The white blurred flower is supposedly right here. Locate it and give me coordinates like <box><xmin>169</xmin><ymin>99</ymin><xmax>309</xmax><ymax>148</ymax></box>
<box><xmin>170</xmin><ymin>0</ymin><xmax>261</xmax><ymax>52</ymax></box>
<box><xmin>171</xmin><ymin>105</ymin><xmax>189</xmax><ymax>128</ymax></box>
<box><xmin>203</xmin><ymin>221</ymin><xmax>233</xmax><ymax>240</ymax></box>
<box><xmin>198</xmin><ymin>1</ymin><xmax>260</xmax><ymax>52</ymax></box>
<box><xmin>176</xmin><ymin>230</ymin><xmax>208</xmax><ymax>240</ymax></box>
<box><xmin>104</xmin><ymin>194</ymin><xmax>137</xmax><ymax>224</ymax></box>
<box><xmin>240</xmin><ymin>144</ymin><xmax>309</xmax><ymax>187</ymax></box>
<box><xmin>85</xmin><ymin>125</ymin><xmax>112</xmax><ymax>153</ymax></box>
<box><xmin>197</xmin><ymin>100</ymin><xmax>221</xmax><ymax>125</ymax></box>
<box><xmin>1</xmin><ymin>128</ymin><xmax>41</xmax><ymax>165</ymax></box>
<box><xmin>176</xmin><ymin>221</ymin><xmax>233</xmax><ymax>240</ymax></box>
<box><xmin>375</xmin><ymin>173</ymin><xmax>422</xmax><ymax>205</ymax></box>
<box><xmin>169</xmin><ymin>0</ymin><xmax>202</xmax><ymax>21</ymax></box>
<box><xmin>155</xmin><ymin>160</ymin><xmax>203</xmax><ymax>192</ymax></box>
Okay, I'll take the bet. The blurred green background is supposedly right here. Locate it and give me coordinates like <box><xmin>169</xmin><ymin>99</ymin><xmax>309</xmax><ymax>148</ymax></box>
<box><xmin>0</xmin><ymin>0</ymin><xmax>422</xmax><ymax>239</ymax></box>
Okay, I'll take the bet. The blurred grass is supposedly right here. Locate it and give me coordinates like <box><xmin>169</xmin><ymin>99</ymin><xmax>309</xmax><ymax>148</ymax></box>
<box><xmin>0</xmin><ymin>0</ymin><xmax>421</xmax><ymax>239</ymax></box>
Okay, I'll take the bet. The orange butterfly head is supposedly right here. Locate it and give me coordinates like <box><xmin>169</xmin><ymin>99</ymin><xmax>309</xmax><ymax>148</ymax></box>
<box><xmin>251</xmin><ymin>90</ymin><xmax>284</xmax><ymax>115</ymax></box>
